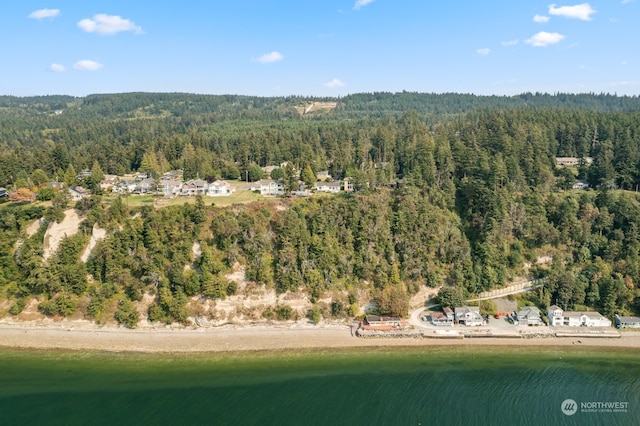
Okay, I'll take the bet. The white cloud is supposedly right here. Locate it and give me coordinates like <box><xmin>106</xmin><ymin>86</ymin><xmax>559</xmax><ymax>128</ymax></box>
<box><xmin>73</xmin><ymin>60</ymin><xmax>103</xmax><ymax>71</ymax></box>
<box><xmin>501</xmin><ymin>39</ymin><xmax>519</xmax><ymax>46</ymax></box>
<box><xmin>476</xmin><ymin>48</ymin><xmax>491</xmax><ymax>56</ymax></box>
<box><xmin>77</xmin><ymin>14</ymin><xmax>143</xmax><ymax>35</ymax></box>
<box><xmin>28</xmin><ymin>8</ymin><xmax>60</xmax><ymax>19</ymax></box>
<box><xmin>354</xmin><ymin>0</ymin><xmax>375</xmax><ymax>10</ymax></box>
<box><xmin>49</xmin><ymin>63</ymin><xmax>66</xmax><ymax>72</ymax></box>
<box><xmin>548</xmin><ymin>3</ymin><xmax>596</xmax><ymax>21</ymax></box>
<box><xmin>622</xmin><ymin>0</ymin><xmax>634</xmax><ymax>4</ymax></box>
<box><xmin>533</xmin><ymin>14</ymin><xmax>550</xmax><ymax>23</ymax></box>
<box><xmin>324</xmin><ymin>78</ymin><xmax>345</xmax><ymax>89</ymax></box>
<box><xmin>254</xmin><ymin>51</ymin><xmax>284</xmax><ymax>64</ymax></box>
<box><xmin>610</xmin><ymin>80</ymin><xmax>638</xmax><ymax>87</ymax></box>
<box><xmin>525</xmin><ymin>31</ymin><xmax>566</xmax><ymax>47</ymax></box>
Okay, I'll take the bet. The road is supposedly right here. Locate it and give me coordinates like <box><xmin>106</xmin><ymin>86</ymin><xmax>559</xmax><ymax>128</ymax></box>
<box><xmin>409</xmin><ymin>279</ymin><xmax>544</xmax><ymax>328</ymax></box>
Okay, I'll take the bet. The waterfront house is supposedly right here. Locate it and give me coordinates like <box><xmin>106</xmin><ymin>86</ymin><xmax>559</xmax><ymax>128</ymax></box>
<box><xmin>547</xmin><ymin>305</ymin><xmax>611</xmax><ymax>327</ymax></box>
<box><xmin>548</xmin><ymin>305</ymin><xmax>564</xmax><ymax>326</ymax></box>
<box><xmin>430</xmin><ymin>311</ymin><xmax>454</xmax><ymax>326</ymax></box>
<box><xmin>614</xmin><ymin>315</ymin><xmax>640</xmax><ymax>329</ymax></box>
<box><xmin>516</xmin><ymin>306</ymin><xmax>542</xmax><ymax>326</ymax></box>
<box><xmin>443</xmin><ymin>307</ymin><xmax>455</xmax><ymax>321</ymax></box>
<box><xmin>454</xmin><ymin>306</ymin><xmax>484</xmax><ymax>327</ymax></box>
<box><xmin>364</xmin><ymin>315</ymin><xmax>401</xmax><ymax>327</ymax></box>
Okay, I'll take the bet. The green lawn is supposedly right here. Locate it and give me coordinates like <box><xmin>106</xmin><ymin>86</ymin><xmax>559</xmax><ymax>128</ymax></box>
<box><xmin>104</xmin><ymin>182</ymin><xmax>272</xmax><ymax>209</ymax></box>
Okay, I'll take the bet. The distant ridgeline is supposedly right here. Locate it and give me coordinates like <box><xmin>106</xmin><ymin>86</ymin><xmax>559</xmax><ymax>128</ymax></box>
<box><xmin>1</xmin><ymin>91</ymin><xmax>640</xmax><ymax>326</ymax></box>
<box><xmin>2</xmin><ymin>91</ymin><xmax>640</xmax><ymax>118</ymax></box>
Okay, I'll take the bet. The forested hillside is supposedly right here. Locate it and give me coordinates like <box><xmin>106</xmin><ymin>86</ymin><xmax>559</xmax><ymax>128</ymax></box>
<box><xmin>1</xmin><ymin>91</ymin><xmax>640</xmax><ymax>326</ymax></box>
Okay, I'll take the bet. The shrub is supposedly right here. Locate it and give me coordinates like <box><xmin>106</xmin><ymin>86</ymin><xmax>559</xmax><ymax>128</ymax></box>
<box><xmin>114</xmin><ymin>299</ymin><xmax>140</xmax><ymax>328</ymax></box>
<box><xmin>9</xmin><ymin>298</ymin><xmax>26</xmax><ymax>315</ymax></box>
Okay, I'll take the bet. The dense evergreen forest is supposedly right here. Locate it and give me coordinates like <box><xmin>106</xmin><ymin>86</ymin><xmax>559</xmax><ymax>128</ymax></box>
<box><xmin>2</xmin><ymin>91</ymin><xmax>640</xmax><ymax>326</ymax></box>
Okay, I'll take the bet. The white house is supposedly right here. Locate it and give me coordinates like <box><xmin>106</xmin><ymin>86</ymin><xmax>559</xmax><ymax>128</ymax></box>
<box><xmin>258</xmin><ymin>179</ymin><xmax>284</xmax><ymax>196</ymax></box>
<box><xmin>572</xmin><ymin>180</ymin><xmax>590</xmax><ymax>190</ymax></box>
<box><xmin>547</xmin><ymin>305</ymin><xmax>611</xmax><ymax>327</ymax></box>
<box><xmin>516</xmin><ymin>306</ymin><xmax>542</xmax><ymax>326</ymax></box>
<box><xmin>547</xmin><ymin>305</ymin><xmax>564</xmax><ymax>326</ymax></box>
<box><xmin>454</xmin><ymin>306</ymin><xmax>484</xmax><ymax>327</ymax></box>
<box><xmin>157</xmin><ymin>178</ymin><xmax>183</xmax><ymax>197</ymax></box>
<box><xmin>314</xmin><ymin>181</ymin><xmax>341</xmax><ymax>193</ymax></box>
<box><xmin>206</xmin><ymin>180</ymin><xmax>233</xmax><ymax>196</ymax></box>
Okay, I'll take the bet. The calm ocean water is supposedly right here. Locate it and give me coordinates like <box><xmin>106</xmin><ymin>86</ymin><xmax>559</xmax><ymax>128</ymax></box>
<box><xmin>0</xmin><ymin>346</ymin><xmax>638</xmax><ymax>425</ymax></box>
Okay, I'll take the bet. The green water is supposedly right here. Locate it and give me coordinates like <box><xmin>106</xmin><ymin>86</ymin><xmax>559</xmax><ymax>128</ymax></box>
<box><xmin>0</xmin><ymin>346</ymin><xmax>638</xmax><ymax>425</ymax></box>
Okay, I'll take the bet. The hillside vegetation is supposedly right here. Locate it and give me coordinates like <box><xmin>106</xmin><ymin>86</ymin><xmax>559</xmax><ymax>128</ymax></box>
<box><xmin>2</xmin><ymin>92</ymin><xmax>640</xmax><ymax>326</ymax></box>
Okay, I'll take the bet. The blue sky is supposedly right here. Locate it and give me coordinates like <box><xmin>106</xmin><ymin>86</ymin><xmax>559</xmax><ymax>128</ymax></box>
<box><xmin>2</xmin><ymin>1</ymin><xmax>639</xmax><ymax>97</ymax></box>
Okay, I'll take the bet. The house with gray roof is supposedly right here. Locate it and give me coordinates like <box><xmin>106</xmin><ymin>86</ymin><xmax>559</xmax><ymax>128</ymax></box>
<box><xmin>516</xmin><ymin>306</ymin><xmax>542</xmax><ymax>326</ymax></box>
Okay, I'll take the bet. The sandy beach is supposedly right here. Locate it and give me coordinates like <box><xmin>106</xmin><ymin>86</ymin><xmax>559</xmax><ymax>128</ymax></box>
<box><xmin>2</xmin><ymin>319</ymin><xmax>640</xmax><ymax>353</ymax></box>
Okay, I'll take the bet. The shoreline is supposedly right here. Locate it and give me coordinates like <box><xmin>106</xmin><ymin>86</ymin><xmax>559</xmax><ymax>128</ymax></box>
<box><xmin>2</xmin><ymin>319</ymin><xmax>640</xmax><ymax>353</ymax></box>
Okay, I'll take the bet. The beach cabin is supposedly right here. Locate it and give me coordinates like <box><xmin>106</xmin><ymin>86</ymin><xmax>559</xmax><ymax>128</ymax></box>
<box><xmin>364</xmin><ymin>315</ymin><xmax>401</xmax><ymax>328</ymax></box>
<box><xmin>454</xmin><ymin>306</ymin><xmax>484</xmax><ymax>327</ymax></box>
<box><xmin>614</xmin><ymin>315</ymin><xmax>640</xmax><ymax>329</ymax></box>
<box><xmin>516</xmin><ymin>306</ymin><xmax>542</xmax><ymax>326</ymax></box>
<box><xmin>430</xmin><ymin>311</ymin><xmax>454</xmax><ymax>326</ymax></box>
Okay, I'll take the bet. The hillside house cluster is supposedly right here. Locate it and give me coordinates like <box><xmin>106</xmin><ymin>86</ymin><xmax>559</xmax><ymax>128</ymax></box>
<box><xmin>100</xmin><ymin>172</ymin><xmax>234</xmax><ymax>197</ymax></box>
